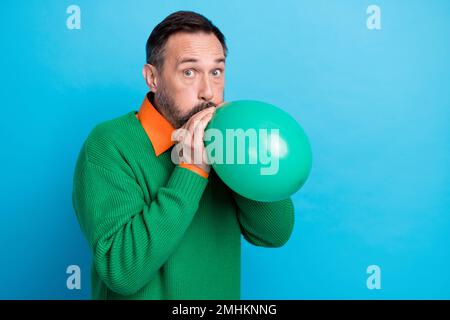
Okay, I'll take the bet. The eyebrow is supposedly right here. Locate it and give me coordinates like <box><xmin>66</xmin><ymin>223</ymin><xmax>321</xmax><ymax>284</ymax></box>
<box><xmin>177</xmin><ymin>57</ymin><xmax>226</xmax><ymax>66</ymax></box>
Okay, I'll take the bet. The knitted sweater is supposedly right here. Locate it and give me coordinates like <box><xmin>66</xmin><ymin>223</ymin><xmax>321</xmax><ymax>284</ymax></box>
<box><xmin>72</xmin><ymin>109</ymin><xmax>295</xmax><ymax>300</ymax></box>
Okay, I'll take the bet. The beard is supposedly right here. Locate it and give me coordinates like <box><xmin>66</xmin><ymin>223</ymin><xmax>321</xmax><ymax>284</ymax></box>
<box><xmin>154</xmin><ymin>85</ymin><xmax>217</xmax><ymax>129</ymax></box>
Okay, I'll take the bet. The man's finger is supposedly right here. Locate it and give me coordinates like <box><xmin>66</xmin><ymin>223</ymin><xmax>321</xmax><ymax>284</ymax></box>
<box><xmin>192</xmin><ymin>106</ymin><xmax>216</xmax><ymax>120</ymax></box>
<box><xmin>192</xmin><ymin>113</ymin><xmax>213</xmax><ymax>149</ymax></box>
<box><xmin>181</xmin><ymin>106</ymin><xmax>215</xmax><ymax>131</ymax></box>
<box><xmin>190</xmin><ymin>109</ymin><xmax>215</xmax><ymax>138</ymax></box>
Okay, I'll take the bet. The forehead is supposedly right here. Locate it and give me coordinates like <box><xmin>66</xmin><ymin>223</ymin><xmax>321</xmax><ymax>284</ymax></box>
<box><xmin>164</xmin><ymin>32</ymin><xmax>225</xmax><ymax>66</ymax></box>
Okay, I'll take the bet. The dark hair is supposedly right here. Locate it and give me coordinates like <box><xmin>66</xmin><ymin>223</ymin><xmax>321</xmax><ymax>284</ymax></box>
<box><xmin>146</xmin><ymin>11</ymin><xmax>228</xmax><ymax>70</ymax></box>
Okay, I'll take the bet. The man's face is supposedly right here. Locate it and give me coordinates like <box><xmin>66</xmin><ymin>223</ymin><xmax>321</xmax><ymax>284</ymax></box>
<box><xmin>149</xmin><ymin>32</ymin><xmax>226</xmax><ymax>128</ymax></box>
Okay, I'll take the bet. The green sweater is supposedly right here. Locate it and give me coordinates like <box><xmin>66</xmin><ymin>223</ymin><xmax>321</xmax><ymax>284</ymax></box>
<box><xmin>72</xmin><ymin>110</ymin><xmax>295</xmax><ymax>300</ymax></box>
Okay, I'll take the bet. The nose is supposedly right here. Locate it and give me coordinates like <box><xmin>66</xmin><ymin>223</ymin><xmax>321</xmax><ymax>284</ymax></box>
<box><xmin>198</xmin><ymin>74</ymin><xmax>214</xmax><ymax>102</ymax></box>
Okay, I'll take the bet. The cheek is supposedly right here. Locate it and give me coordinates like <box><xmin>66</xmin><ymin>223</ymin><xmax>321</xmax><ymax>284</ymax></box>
<box><xmin>173</xmin><ymin>87</ymin><xmax>199</xmax><ymax>111</ymax></box>
<box><xmin>162</xmin><ymin>72</ymin><xmax>193</xmax><ymax>104</ymax></box>
<box><xmin>213</xmin><ymin>81</ymin><xmax>225</xmax><ymax>102</ymax></box>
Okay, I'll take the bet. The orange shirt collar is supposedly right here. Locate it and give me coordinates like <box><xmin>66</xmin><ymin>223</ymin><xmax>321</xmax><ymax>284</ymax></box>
<box><xmin>136</xmin><ymin>92</ymin><xmax>175</xmax><ymax>156</ymax></box>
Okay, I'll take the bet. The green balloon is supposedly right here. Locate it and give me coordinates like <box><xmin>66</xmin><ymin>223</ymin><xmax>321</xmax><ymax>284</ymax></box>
<box><xmin>205</xmin><ymin>100</ymin><xmax>312</xmax><ymax>202</ymax></box>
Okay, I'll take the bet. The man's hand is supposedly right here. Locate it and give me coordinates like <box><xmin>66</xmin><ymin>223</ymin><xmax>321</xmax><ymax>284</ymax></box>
<box><xmin>172</xmin><ymin>106</ymin><xmax>216</xmax><ymax>173</ymax></box>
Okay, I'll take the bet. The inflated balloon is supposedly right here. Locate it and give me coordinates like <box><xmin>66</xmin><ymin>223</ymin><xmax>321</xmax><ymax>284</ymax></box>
<box><xmin>205</xmin><ymin>100</ymin><xmax>312</xmax><ymax>202</ymax></box>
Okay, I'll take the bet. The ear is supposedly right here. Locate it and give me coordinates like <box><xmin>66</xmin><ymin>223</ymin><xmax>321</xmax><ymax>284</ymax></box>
<box><xmin>142</xmin><ymin>64</ymin><xmax>159</xmax><ymax>92</ymax></box>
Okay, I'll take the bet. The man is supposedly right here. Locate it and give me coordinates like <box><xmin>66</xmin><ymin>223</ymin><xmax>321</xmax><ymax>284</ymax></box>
<box><xmin>72</xmin><ymin>10</ymin><xmax>294</xmax><ymax>300</ymax></box>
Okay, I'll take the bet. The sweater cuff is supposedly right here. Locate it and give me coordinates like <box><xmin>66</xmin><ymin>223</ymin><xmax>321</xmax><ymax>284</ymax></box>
<box><xmin>178</xmin><ymin>162</ymin><xmax>209</xmax><ymax>179</ymax></box>
<box><xmin>167</xmin><ymin>166</ymin><xmax>209</xmax><ymax>202</ymax></box>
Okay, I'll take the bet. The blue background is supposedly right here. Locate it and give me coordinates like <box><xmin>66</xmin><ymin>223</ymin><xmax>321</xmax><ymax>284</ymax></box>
<box><xmin>0</xmin><ymin>0</ymin><xmax>449</xmax><ymax>299</ymax></box>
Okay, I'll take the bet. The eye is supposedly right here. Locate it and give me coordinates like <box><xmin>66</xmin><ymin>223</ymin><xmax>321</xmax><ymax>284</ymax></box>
<box><xmin>183</xmin><ymin>69</ymin><xmax>195</xmax><ymax>78</ymax></box>
<box><xmin>211</xmin><ymin>69</ymin><xmax>222</xmax><ymax>77</ymax></box>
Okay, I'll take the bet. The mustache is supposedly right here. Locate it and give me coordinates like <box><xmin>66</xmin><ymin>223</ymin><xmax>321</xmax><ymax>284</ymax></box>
<box><xmin>178</xmin><ymin>101</ymin><xmax>217</xmax><ymax>124</ymax></box>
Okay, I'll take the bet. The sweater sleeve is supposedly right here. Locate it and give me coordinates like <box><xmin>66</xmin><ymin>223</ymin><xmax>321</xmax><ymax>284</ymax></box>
<box><xmin>232</xmin><ymin>192</ymin><xmax>295</xmax><ymax>248</ymax></box>
<box><xmin>72</xmin><ymin>155</ymin><xmax>208</xmax><ymax>296</ymax></box>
